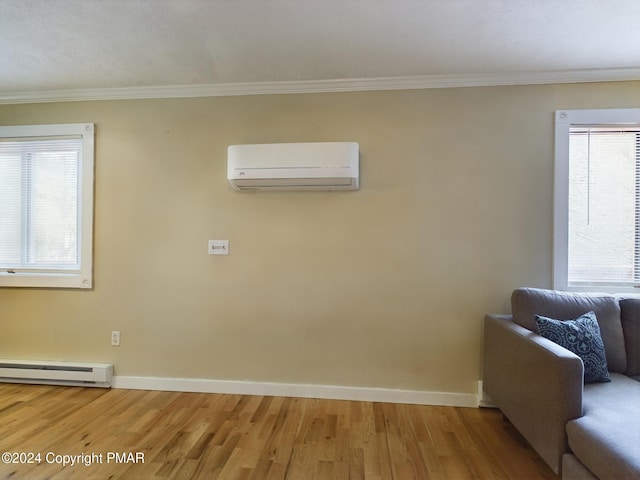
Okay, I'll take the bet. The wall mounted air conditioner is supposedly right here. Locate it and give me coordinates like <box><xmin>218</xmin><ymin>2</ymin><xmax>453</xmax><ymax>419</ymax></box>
<box><xmin>227</xmin><ymin>142</ymin><xmax>359</xmax><ymax>191</ymax></box>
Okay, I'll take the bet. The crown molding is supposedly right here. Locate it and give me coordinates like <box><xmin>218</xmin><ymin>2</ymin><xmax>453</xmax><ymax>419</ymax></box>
<box><xmin>2</xmin><ymin>67</ymin><xmax>640</xmax><ymax>105</ymax></box>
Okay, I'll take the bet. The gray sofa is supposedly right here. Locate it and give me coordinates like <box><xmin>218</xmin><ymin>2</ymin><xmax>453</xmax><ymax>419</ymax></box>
<box><xmin>483</xmin><ymin>288</ymin><xmax>640</xmax><ymax>480</ymax></box>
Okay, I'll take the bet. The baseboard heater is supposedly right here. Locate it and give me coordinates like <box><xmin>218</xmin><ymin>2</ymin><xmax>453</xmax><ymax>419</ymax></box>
<box><xmin>0</xmin><ymin>359</ymin><xmax>113</xmax><ymax>388</ymax></box>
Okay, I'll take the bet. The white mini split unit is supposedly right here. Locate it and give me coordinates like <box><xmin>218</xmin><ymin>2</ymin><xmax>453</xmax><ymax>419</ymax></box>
<box><xmin>227</xmin><ymin>142</ymin><xmax>359</xmax><ymax>191</ymax></box>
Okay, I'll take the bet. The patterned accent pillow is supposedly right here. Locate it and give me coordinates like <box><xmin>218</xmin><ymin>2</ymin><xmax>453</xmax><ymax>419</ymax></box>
<box><xmin>535</xmin><ymin>311</ymin><xmax>610</xmax><ymax>383</ymax></box>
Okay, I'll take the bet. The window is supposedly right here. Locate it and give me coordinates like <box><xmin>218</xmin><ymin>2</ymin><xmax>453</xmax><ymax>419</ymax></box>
<box><xmin>0</xmin><ymin>123</ymin><xmax>94</xmax><ymax>289</ymax></box>
<box><xmin>554</xmin><ymin>109</ymin><xmax>640</xmax><ymax>293</ymax></box>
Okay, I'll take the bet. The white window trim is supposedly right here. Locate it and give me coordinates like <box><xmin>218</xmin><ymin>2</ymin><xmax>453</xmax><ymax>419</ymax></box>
<box><xmin>0</xmin><ymin>123</ymin><xmax>94</xmax><ymax>289</ymax></box>
<box><xmin>554</xmin><ymin>108</ymin><xmax>640</xmax><ymax>293</ymax></box>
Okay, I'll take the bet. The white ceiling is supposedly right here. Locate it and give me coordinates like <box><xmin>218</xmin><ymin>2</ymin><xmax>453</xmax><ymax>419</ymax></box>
<box><xmin>2</xmin><ymin>0</ymin><xmax>640</xmax><ymax>103</ymax></box>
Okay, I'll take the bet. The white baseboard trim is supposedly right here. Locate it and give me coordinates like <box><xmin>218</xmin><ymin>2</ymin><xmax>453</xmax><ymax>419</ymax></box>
<box><xmin>112</xmin><ymin>376</ymin><xmax>479</xmax><ymax>408</ymax></box>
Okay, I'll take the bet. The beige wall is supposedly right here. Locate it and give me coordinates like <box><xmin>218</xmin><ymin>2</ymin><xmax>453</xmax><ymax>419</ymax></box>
<box><xmin>1</xmin><ymin>81</ymin><xmax>639</xmax><ymax>396</ymax></box>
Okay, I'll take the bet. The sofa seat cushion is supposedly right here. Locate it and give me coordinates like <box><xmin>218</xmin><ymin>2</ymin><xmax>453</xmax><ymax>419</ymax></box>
<box><xmin>511</xmin><ymin>288</ymin><xmax>627</xmax><ymax>373</ymax></box>
<box><xmin>566</xmin><ymin>373</ymin><xmax>640</xmax><ymax>480</ymax></box>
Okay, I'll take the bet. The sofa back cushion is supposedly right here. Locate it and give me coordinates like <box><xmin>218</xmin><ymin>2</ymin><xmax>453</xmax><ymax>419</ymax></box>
<box><xmin>511</xmin><ymin>288</ymin><xmax>627</xmax><ymax>373</ymax></box>
<box><xmin>619</xmin><ymin>298</ymin><xmax>640</xmax><ymax>376</ymax></box>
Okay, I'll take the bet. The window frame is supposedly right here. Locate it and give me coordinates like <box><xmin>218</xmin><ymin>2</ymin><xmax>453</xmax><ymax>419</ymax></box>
<box><xmin>554</xmin><ymin>108</ymin><xmax>640</xmax><ymax>293</ymax></box>
<box><xmin>0</xmin><ymin>123</ymin><xmax>94</xmax><ymax>289</ymax></box>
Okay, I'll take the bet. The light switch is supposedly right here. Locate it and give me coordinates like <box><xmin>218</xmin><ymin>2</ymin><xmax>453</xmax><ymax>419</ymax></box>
<box><xmin>208</xmin><ymin>240</ymin><xmax>229</xmax><ymax>255</ymax></box>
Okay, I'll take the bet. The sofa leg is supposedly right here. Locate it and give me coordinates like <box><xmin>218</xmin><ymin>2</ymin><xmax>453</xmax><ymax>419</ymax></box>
<box><xmin>562</xmin><ymin>454</ymin><xmax>598</xmax><ymax>480</ymax></box>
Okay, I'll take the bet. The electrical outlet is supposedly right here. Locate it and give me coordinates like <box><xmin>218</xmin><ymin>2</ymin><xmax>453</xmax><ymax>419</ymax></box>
<box><xmin>208</xmin><ymin>240</ymin><xmax>229</xmax><ymax>255</ymax></box>
<box><xmin>111</xmin><ymin>330</ymin><xmax>121</xmax><ymax>346</ymax></box>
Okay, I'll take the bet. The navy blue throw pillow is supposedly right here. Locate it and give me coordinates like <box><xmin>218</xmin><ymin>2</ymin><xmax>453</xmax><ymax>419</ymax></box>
<box><xmin>535</xmin><ymin>311</ymin><xmax>610</xmax><ymax>383</ymax></box>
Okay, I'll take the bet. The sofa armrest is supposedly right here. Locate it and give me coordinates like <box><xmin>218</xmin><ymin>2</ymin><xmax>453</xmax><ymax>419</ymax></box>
<box><xmin>483</xmin><ymin>314</ymin><xmax>584</xmax><ymax>474</ymax></box>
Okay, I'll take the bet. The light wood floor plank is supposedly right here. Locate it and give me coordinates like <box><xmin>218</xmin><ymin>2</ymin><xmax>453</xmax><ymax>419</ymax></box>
<box><xmin>0</xmin><ymin>384</ymin><xmax>560</xmax><ymax>479</ymax></box>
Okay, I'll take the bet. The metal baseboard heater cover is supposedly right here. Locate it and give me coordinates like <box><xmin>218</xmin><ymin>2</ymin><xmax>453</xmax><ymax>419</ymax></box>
<box><xmin>0</xmin><ymin>359</ymin><xmax>113</xmax><ymax>388</ymax></box>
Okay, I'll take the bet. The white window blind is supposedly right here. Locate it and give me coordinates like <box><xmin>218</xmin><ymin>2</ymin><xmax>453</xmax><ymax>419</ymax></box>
<box><xmin>0</xmin><ymin>137</ymin><xmax>81</xmax><ymax>269</ymax></box>
<box><xmin>0</xmin><ymin>124</ymin><xmax>94</xmax><ymax>289</ymax></box>
<box><xmin>568</xmin><ymin>127</ymin><xmax>640</xmax><ymax>286</ymax></box>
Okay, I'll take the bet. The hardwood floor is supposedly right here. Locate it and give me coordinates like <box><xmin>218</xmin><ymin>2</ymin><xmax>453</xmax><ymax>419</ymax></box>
<box><xmin>0</xmin><ymin>384</ymin><xmax>560</xmax><ymax>479</ymax></box>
